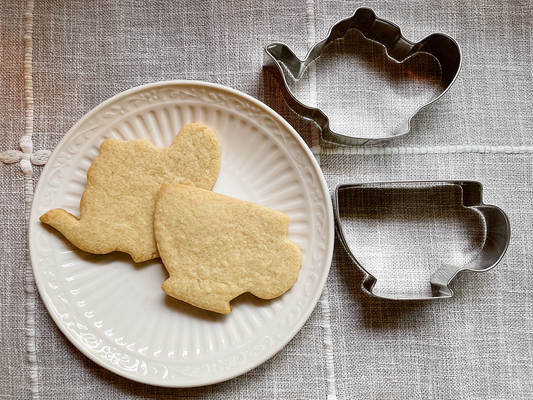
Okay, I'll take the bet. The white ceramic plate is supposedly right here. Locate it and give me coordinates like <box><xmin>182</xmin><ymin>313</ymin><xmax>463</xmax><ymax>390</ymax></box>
<box><xmin>29</xmin><ymin>81</ymin><xmax>334</xmax><ymax>387</ymax></box>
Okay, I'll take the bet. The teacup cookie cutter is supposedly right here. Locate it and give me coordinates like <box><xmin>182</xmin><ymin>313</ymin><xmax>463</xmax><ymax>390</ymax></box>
<box><xmin>334</xmin><ymin>181</ymin><xmax>511</xmax><ymax>300</ymax></box>
<box><xmin>264</xmin><ymin>7</ymin><xmax>462</xmax><ymax>146</ymax></box>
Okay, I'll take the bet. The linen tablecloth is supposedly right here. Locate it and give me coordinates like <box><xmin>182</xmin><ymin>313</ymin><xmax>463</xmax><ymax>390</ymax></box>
<box><xmin>1</xmin><ymin>0</ymin><xmax>532</xmax><ymax>398</ymax></box>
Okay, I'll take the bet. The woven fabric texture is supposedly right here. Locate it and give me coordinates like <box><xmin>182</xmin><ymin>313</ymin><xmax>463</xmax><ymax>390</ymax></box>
<box><xmin>1</xmin><ymin>0</ymin><xmax>532</xmax><ymax>399</ymax></box>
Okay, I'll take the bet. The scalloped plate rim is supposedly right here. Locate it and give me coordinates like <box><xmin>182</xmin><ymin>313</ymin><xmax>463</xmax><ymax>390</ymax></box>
<box><xmin>28</xmin><ymin>80</ymin><xmax>334</xmax><ymax>387</ymax></box>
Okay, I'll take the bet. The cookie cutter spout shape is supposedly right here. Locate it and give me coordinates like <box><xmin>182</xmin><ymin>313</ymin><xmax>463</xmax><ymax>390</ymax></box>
<box><xmin>334</xmin><ymin>181</ymin><xmax>511</xmax><ymax>300</ymax></box>
<box><xmin>264</xmin><ymin>7</ymin><xmax>462</xmax><ymax>146</ymax></box>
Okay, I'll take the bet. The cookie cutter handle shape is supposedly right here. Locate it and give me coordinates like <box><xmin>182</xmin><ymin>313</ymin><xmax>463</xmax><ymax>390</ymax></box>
<box><xmin>429</xmin><ymin>181</ymin><xmax>511</xmax><ymax>297</ymax></box>
<box><xmin>263</xmin><ymin>7</ymin><xmax>462</xmax><ymax>146</ymax></box>
<box><xmin>334</xmin><ymin>181</ymin><xmax>511</xmax><ymax>300</ymax></box>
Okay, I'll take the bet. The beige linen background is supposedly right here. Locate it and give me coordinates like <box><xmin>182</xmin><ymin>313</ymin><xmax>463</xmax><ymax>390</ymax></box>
<box><xmin>1</xmin><ymin>0</ymin><xmax>532</xmax><ymax>399</ymax></box>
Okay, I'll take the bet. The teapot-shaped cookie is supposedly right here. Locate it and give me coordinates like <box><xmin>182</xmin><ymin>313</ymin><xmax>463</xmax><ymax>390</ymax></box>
<box><xmin>40</xmin><ymin>123</ymin><xmax>221</xmax><ymax>263</ymax></box>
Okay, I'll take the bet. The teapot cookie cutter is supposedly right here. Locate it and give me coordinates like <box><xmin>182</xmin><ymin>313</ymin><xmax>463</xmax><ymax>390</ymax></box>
<box><xmin>264</xmin><ymin>7</ymin><xmax>462</xmax><ymax>146</ymax></box>
<box><xmin>334</xmin><ymin>181</ymin><xmax>511</xmax><ymax>300</ymax></box>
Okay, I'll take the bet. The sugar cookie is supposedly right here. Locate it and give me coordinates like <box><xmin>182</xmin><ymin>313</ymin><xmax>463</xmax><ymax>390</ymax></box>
<box><xmin>154</xmin><ymin>183</ymin><xmax>302</xmax><ymax>314</ymax></box>
<box><xmin>40</xmin><ymin>123</ymin><xmax>221</xmax><ymax>262</ymax></box>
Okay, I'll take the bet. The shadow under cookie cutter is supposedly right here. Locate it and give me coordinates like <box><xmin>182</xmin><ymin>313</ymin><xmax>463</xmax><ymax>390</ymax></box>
<box><xmin>264</xmin><ymin>7</ymin><xmax>462</xmax><ymax>146</ymax></box>
<box><xmin>334</xmin><ymin>181</ymin><xmax>511</xmax><ymax>300</ymax></box>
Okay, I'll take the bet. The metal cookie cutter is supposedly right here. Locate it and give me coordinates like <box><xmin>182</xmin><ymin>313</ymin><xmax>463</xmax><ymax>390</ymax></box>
<box><xmin>264</xmin><ymin>7</ymin><xmax>462</xmax><ymax>146</ymax></box>
<box><xmin>334</xmin><ymin>181</ymin><xmax>511</xmax><ymax>300</ymax></box>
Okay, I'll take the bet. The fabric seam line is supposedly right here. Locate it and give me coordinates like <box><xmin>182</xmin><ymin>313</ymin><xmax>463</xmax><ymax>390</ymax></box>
<box><xmin>306</xmin><ymin>0</ymin><xmax>320</xmax><ymax>151</ymax></box>
<box><xmin>306</xmin><ymin>2</ymin><xmax>337</xmax><ymax>400</ymax></box>
<box><xmin>23</xmin><ymin>0</ymin><xmax>40</xmax><ymax>399</ymax></box>
<box><xmin>311</xmin><ymin>145</ymin><xmax>533</xmax><ymax>155</ymax></box>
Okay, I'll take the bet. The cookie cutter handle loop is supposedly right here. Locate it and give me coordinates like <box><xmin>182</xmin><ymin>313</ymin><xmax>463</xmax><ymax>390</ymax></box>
<box><xmin>418</xmin><ymin>34</ymin><xmax>462</xmax><ymax>86</ymax></box>
<box><xmin>430</xmin><ymin>202</ymin><xmax>511</xmax><ymax>296</ymax></box>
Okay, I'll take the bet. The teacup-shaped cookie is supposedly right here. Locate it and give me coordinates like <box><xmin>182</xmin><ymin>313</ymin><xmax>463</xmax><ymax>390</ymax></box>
<box><xmin>154</xmin><ymin>183</ymin><xmax>302</xmax><ymax>314</ymax></box>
